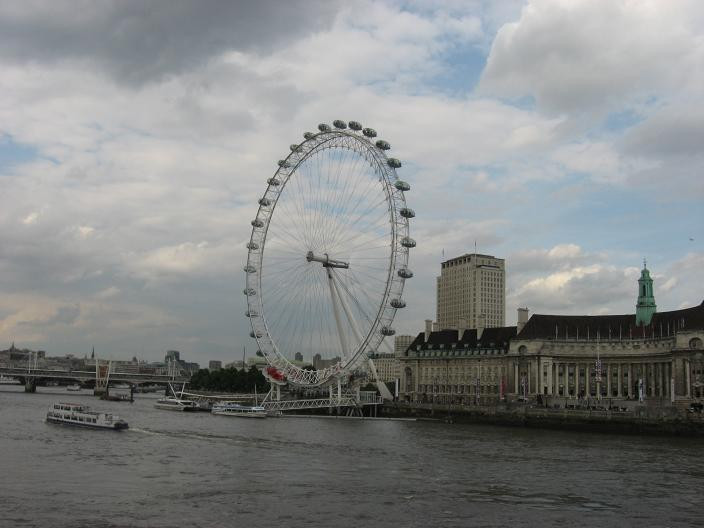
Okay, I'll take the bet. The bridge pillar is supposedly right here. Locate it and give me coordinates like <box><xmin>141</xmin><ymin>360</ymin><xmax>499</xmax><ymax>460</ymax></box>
<box><xmin>25</xmin><ymin>377</ymin><xmax>37</xmax><ymax>393</ymax></box>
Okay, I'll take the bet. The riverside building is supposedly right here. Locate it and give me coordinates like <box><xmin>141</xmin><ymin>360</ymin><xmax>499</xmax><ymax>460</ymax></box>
<box><xmin>436</xmin><ymin>253</ymin><xmax>505</xmax><ymax>331</ymax></box>
<box><xmin>401</xmin><ymin>262</ymin><xmax>704</xmax><ymax>407</ymax></box>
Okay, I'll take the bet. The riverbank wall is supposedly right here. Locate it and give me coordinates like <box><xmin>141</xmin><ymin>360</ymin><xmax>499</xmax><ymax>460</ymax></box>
<box><xmin>380</xmin><ymin>402</ymin><xmax>704</xmax><ymax>436</ymax></box>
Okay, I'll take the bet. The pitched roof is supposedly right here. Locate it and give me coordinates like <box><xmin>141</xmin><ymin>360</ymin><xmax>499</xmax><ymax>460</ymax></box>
<box><xmin>516</xmin><ymin>301</ymin><xmax>704</xmax><ymax>340</ymax></box>
<box><xmin>403</xmin><ymin>326</ymin><xmax>517</xmax><ymax>353</ymax></box>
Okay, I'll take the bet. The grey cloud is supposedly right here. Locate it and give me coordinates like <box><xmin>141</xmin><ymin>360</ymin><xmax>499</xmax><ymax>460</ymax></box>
<box><xmin>46</xmin><ymin>304</ymin><xmax>81</xmax><ymax>325</ymax></box>
<box><xmin>508</xmin><ymin>244</ymin><xmax>597</xmax><ymax>275</ymax></box>
<box><xmin>18</xmin><ymin>303</ymin><xmax>81</xmax><ymax>327</ymax></box>
<box><xmin>621</xmin><ymin>108</ymin><xmax>704</xmax><ymax>159</ymax></box>
<box><xmin>0</xmin><ymin>0</ymin><xmax>340</xmax><ymax>85</ymax></box>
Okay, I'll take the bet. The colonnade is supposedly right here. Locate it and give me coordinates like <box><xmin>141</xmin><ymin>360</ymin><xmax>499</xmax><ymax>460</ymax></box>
<box><xmin>513</xmin><ymin>359</ymin><xmax>674</xmax><ymax>399</ymax></box>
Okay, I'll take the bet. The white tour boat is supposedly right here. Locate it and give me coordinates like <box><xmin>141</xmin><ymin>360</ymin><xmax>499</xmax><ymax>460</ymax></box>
<box><xmin>66</xmin><ymin>384</ymin><xmax>82</xmax><ymax>391</ymax></box>
<box><xmin>154</xmin><ymin>397</ymin><xmax>199</xmax><ymax>412</ymax></box>
<box><xmin>211</xmin><ymin>401</ymin><xmax>267</xmax><ymax>418</ymax></box>
<box><xmin>46</xmin><ymin>402</ymin><xmax>129</xmax><ymax>430</ymax></box>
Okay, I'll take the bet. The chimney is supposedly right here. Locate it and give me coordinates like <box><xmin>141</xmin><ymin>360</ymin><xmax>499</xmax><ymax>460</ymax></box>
<box><xmin>425</xmin><ymin>319</ymin><xmax>432</xmax><ymax>341</ymax></box>
<box><xmin>517</xmin><ymin>307</ymin><xmax>529</xmax><ymax>334</ymax></box>
<box><xmin>477</xmin><ymin>314</ymin><xmax>486</xmax><ymax>339</ymax></box>
<box><xmin>457</xmin><ymin>317</ymin><xmax>468</xmax><ymax>339</ymax></box>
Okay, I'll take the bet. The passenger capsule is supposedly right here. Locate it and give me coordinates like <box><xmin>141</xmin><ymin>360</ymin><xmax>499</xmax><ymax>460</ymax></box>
<box><xmin>318</xmin><ymin>123</ymin><xmax>331</xmax><ymax>132</ymax></box>
<box><xmin>243</xmin><ymin>288</ymin><xmax>257</xmax><ymax>296</ymax></box>
<box><xmin>387</xmin><ymin>158</ymin><xmax>402</xmax><ymax>169</ymax></box>
<box><xmin>362</xmin><ymin>128</ymin><xmax>377</xmax><ymax>138</ymax></box>
<box><xmin>251</xmin><ymin>219</ymin><xmax>264</xmax><ymax>228</ymax></box>
<box><xmin>278</xmin><ymin>160</ymin><xmax>291</xmax><ymax>168</ymax></box>
<box><xmin>290</xmin><ymin>144</ymin><xmax>300</xmax><ymax>152</ymax></box>
<box><xmin>249</xmin><ymin>330</ymin><xmax>262</xmax><ymax>338</ymax></box>
<box><xmin>399</xmin><ymin>207</ymin><xmax>415</xmax><ymax>218</ymax></box>
<box><xmin>303</xmin><ymin>132</ymin><xmax>315</xmax><ymax>140</ymax></box>
<box><xmin>333</xmin><ymin>120</ymin><xmax>347</xmax><ymax>129</ymax></box>
<box><xmin>245</xmin><ymin>310</ymin><xmax>259</xmax><ymax>317</ymax></box>
<box><xmin>267</xmin><ymin>177</ymin><xmax>280</xmax><ymax>186</ymax></box>
<box><xmin>394</xmin><ymin>180</ymin><xmax>410</xmax><ymax>192</ymax></box>
<box><xmin>259</xmin><ymin>197</ymin><xmax>271</xmax><ymax>207</ymax></box>
<box><xmin>376</xmin><ymin>140</ymin><xmax>390</xmax><ymax>150</ymax></box>
<box><xmin>348</xmin><ymin>121</ymin><xmax>363</xmax><ymax>131</ymax></box>
<box><xmin>380</xmin><ymin>326</ymin><xmax>396</xmax><ymax>336</ymax></box>
<box><xmin>397</xmin><ymin>267</ymin><xmax>414</xmax><ymax>279</ymax></box>
<box><xmin>390</xmin><ymin>298</ymin><xmax>406</xmax><ymax>309</ymax></box>
<box><xmin>400</xmin><ymin>236</ymin><xmax>416</xmax><ymax>248</ymax></box>
<box><xmin>244</xmin><ymin>265</ymin><xmax>257</xmax><ymax>273</ymax></box>
<box><xmin>246</xmin><ymin>241</ymin><xmax>259</xmax><ymax>250</ymax></box>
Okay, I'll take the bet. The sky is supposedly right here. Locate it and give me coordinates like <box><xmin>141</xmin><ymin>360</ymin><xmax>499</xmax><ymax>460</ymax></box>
<box><xmin>1</xmin><ymin>0</ymin><xmax>702</xmax><ymax>364</ymax></box>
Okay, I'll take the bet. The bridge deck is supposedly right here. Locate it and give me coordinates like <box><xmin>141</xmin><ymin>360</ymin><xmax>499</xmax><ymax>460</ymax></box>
<box><xmin>0</xmin><ymin>366</ymin><xmax>188</xmax><ymax>384</ymax></box>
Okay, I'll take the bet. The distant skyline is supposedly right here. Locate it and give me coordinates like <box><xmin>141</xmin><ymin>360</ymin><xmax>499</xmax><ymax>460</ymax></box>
<box><xmin>1</xmin><ymin>0</ymin><xmax>702</xmax><ymax>363</ymax></box>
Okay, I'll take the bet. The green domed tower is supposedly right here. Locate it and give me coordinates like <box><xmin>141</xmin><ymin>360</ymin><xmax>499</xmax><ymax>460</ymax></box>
<box><xmin>635</xmin><ymin>259</ymin><xmax>656</xmax><ymax>326</ymax></box>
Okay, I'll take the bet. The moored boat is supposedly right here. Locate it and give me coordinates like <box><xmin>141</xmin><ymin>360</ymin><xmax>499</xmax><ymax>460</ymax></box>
<box><xmin>66</xmin><ymin>384</ymin><xmax>82</xmax><ymax>391</ymax></box>
<box><xmin>211</xmin><ymin>401</ymin><xmax>267</xmax><ymax>418</ymax></box>
<box><xmin>46</xmin><ymin>402</ymin><xmax>129</xmax><ymax>430</ymax></box>
<box><xmin>154</xmin><ymin>397</ymin><xmax>199</xmax><ymax>412</ymax></box>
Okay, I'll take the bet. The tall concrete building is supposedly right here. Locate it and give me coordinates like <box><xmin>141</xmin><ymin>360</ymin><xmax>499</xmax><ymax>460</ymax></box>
<box><xmin>436</xmin><ymin>253</ymin><xmax>505</xmax><ymax>331</ymax></box>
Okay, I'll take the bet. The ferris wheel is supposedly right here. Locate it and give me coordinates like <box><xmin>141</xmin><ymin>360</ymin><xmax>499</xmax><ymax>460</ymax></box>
<box><xmin>244</xmin><ymin>120</ymin><xmax>415</xmax><ymax>387</ymax></box>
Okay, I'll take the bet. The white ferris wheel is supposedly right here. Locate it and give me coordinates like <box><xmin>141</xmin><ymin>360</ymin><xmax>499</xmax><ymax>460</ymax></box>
<box><xmin>245</xmin><ymin>120</ymin><xmax>415</xmax><ymax>387</ymax></box>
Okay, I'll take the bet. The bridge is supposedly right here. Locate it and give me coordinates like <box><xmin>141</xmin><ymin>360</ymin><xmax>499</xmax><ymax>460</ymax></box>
<box><xmin>179</xmin><ymin>388</ymin><xmax>384</xmax><ymax>416</ymax></box>
<box><xmin>0</xmin><ymin>364</ymin><xmax>189</xmax><ymax>394</ymax></box>
<box><xmin>261</xmin><ymin>392</ymin><xmax>383</xmax><ymax>416</ymax></box>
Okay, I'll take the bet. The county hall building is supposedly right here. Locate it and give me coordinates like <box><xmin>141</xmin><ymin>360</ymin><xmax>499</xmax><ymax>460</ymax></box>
<box><xmin>399</xmin><ymin>262</ymin><xmax>704</xmax><ymax>406</ymax></box>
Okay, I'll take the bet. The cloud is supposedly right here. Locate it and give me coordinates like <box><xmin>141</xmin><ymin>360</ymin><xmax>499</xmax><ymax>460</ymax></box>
<box><xmin>21</xmin><ymin>211</ymin><xmax>39</xmax><ymax>225</ymax></box>
<box><xmin>509</xmin><ymin>243</ymin><xmax>597</xmax><ymax>274</ymax></box>
<box><xmin>43</xmin><ymin>304</ymin><xmax>81</xmax><ymax>326</ymax></box>
<box><xmin>0</xmin><ymin>0</ymin><xmax>341</xmax><ymax>86</ymax></box>
<box><xmin>479</xmin><ymin>0</ymin><xmax>704</xmax><ymax>116</ymax></box>
<box><xmin>622</xmin><ymin>106</ymin><xmax>704</xmax><ymax>159</ymax></box>
<box><xmin>509</xmin><ymin>263</ymin><xmax>639</xmax><ymax>315</ymax></box>
<box><xmin>95</xmin><ymin>286</ymin><xmax>120</xmax><ymax>299</ymax></box>
<box><xmin>0</xmin><ymin>1</ymin><xmax>701</xmax><ymax>363</ymax></box>
<box><xmin>128</xmin><ymin>241</ymin><xmax>237</xmax><ymax>280</ymax></box>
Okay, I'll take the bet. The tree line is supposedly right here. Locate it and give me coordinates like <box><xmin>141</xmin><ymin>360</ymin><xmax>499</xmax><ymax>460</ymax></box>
<box><xmin>189</xmin><ymin>366</ymin><xmax>268</xmax><ymax>393</ymax></box>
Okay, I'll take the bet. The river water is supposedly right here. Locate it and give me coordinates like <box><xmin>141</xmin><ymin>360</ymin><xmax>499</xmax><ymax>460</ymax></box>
<box><xmin>0</xmin><ymin>385</ymin><xmax>702</xmax><ymax>528</ymax></box>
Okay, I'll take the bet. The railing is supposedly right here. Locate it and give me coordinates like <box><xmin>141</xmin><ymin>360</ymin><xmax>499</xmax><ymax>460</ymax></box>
<box><xmin>262</xmin><ymin>396</ymin><xmax>357</xmax><ymax>412</ymax></box>
<box><xmin>261</xmin><ymin>392</ymin><xmax>383</xmax><ymax>412</ymax></box>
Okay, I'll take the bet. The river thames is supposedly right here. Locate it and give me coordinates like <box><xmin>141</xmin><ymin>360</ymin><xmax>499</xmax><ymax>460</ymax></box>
<box><xmin>1</xmin><ymin>385</ymin><xmax>702</xmax><ymax>527</ymax></box>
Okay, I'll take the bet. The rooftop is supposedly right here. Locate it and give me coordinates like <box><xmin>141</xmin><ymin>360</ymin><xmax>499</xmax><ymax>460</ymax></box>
<box><xmin>516</xmin><ymin>301</ymin><xmax>704</xmax><ymax>340</ymax></box>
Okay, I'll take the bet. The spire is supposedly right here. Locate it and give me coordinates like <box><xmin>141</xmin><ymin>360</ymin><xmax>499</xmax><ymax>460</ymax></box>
<box><xmin>91</xmin><ymin>346</ymin><xmax>95</xmax><ymax>359</ymax></box>
<box><xmin>636</xmin><ymin>259</ymin><xmax>656</xmax><ymax>326</ymax></box>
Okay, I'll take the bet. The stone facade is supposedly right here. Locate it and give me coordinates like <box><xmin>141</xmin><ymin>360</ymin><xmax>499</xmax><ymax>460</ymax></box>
<box><xmin>400</xmin><ymin>327</ymin><xmax>516</xmax><ymax>405</ymax></box>
<box><xmin>368</xmin><ymin>353</ymin><xmax>401</xmax><ymax>383</ymax></box>
<box><xmin>400</xmin><ymin>303</ymin><xmax>704</xmax><ymax>406</ymax></box>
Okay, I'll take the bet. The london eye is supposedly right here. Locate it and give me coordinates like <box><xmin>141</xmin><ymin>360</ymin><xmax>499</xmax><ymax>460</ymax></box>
<box><xmin>245</xmin><ymin>120</ymin><xmax>415</xmax><ymax>386</ymax></box>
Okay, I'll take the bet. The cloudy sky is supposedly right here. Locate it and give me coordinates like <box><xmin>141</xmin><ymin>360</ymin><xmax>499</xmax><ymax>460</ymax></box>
<box><xmin>1</xmin><ymin>0</ymin><xmax>702</xmax><ymax>364</ymax></box>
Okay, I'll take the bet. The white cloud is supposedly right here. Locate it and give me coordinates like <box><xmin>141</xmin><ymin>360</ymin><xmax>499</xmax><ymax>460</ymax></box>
<box><xmin>21</xmin><ymin>211</ymin><xmax>39</xmax><ymax>225</ymax></box>
<box><xmin>76</xmin><ymin>225</ymin><xmax>95</xmax><ymax>239</ymax></box>
<box><xmin>479</xmin><ymin>0</ymin><xmax>704</xmax><ymax>116</ymax></box>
